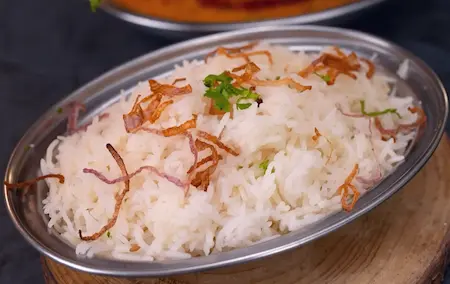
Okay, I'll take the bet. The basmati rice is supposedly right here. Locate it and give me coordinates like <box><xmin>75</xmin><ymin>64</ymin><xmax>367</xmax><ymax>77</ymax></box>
<box><xmin>41</xmin><ymin>43</ymin><xmax>419</xmax><ymax>261</ymax></box>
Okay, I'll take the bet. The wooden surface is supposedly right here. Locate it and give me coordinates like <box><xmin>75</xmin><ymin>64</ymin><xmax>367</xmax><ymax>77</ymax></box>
<box><xmin>41</xmin><ymin>138</ymin><xmax>450</xmax><ymax>284</ymax></box>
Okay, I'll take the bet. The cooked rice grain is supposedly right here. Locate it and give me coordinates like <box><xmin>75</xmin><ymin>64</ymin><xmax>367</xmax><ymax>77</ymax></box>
<box><xmin>41</xmin><ymin>43</ymin><xmax>418</xmax><ymax>261</ymax></box>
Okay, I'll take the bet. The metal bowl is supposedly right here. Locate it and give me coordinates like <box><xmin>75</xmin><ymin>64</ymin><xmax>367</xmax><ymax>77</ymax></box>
<box><xmin>4</xmin><ymin>26</ymin><xmax>447</xmax><ymax>277</ymax></box>
<box><xmin>101</xmin><ymin>0</ymin><xmax>389</xmax><ymax>38</ymax></box>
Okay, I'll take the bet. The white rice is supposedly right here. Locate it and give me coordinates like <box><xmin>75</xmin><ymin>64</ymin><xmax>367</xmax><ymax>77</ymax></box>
<box><xmin>41</xmin><ymin>43</ymin><xmax>418</xmax><ymax>261</ymax></box>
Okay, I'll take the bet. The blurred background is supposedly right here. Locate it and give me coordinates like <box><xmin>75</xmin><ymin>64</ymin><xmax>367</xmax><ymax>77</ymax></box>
<box><xmin>1</xmin><ymin>0</ymin><xmax>449</xmax><ymax>283</ymax></box>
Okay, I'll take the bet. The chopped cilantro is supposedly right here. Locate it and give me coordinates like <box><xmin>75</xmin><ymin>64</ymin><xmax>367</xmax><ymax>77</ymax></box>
<box><xmin>236</xmin><ymin>90</ymin><xmax>259</xmax><ymax>110</ymax></box>
<box><xmin>89</xmin><ymin>0</ymin><xmax>102</xmax><ymax>12</ymax></box>
<box><xmin>359</xmin><ymin>100</ymin><xmax>401</xmax><ymax>118</ymax></box>
<box><xmin>236</xmin><ymin>102</ymin><xmax>252</xmax><ymax>110</ymax></box>
<box><xmin>56</xmin><ymin>107</ymin><xmax>63</xmax><ymax>114</ymax></box>
<box><xmin>203</xmin><ymin>72</ymin><xmax>260</xmax><ymax>112</ymax></box>
<box><xmin>259</xmin><ymin>160</ymin><xmax>269</xmax><ymax>172</ymax></box>
<box><xmin>240</xmin><ymin>89</ymin><xmax>259</xmax><ymax>100</ymax></box>
<box><xmin>313</xmin><ymin>72</ymin><xmax>330</xmax><ymax>83</ymax></box>
<box><xmin>259</xmin><ymin>159</ymin><xmax>275</xmax><ymax>174</ymax></box>
<box><xmin>106</xmin><ymin>231</ymin><xmax>111</xmax><ymax>238</ymax></box>
<box><xmin>275</xmin><ymin>76</ymin><xmax>281</xmax><ymax>80</ymax></box>
<box><xmin>203</xmin><ymin>72</ymin><xmax>232</xmax><ymax>88</ymax></box>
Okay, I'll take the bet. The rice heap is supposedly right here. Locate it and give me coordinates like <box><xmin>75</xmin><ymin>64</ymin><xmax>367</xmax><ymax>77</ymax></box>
<box><xmin>9</xmin><ymin>43</ymin><xmax>426</xmax><ymax>261</ymax></box>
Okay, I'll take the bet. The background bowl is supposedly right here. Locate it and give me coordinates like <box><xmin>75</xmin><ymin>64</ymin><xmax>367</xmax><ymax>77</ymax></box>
<box><xmin>3</xmin><ymin>26</ymin><xmax>448</xmax><ymax>277</ymax></box>
<box><xmin>101</xmin><ymin>0</ymin><xmax>390</xmax><ymax>38</ymax></box>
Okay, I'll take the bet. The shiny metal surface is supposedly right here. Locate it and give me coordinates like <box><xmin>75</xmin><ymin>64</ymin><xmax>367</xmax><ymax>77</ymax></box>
<box><xmin>4</xmin><ymin>26</ymin><xmax>448</xmax><ymax>277</ymax></box>
<box><xmin>101</xmin><ymin>0</ymin><xmax>389</xmax><ymax>37</ymax></box>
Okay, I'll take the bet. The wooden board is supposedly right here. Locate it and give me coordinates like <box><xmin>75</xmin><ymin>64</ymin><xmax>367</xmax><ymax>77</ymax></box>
<box><xmin>41</xmin><ymin>138</ymin><xmax>450</xmax><ymax>284</ymax></box>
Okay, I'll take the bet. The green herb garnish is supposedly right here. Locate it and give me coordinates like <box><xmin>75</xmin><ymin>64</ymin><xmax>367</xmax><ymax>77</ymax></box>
<box><xmin>236</xmin><ymin>90</ymin><xmax>259</xmax><ymax>110</ymax></box>
<box><xmin>236</xmin><ymin>102</ymin><xmax>252</xmax><ymax>110</ymax></box>
<box><xmin>259</xmin><ymin>160</ymin><xmax>269</xmax><ymax>172</ymax></box>
<box><xmin>275</xmin><ymin>76</ymin><xmax>281</xmax><ymax>80</ymax></box>
<box><xmin>203</xmin><ymin>72</ymin><xmax>260</xmax><ymax>112</ymax></box>
<box><xmin>359</xmin><ymin>100</ymin><xmax>401</xmax><ymax>118</ymax></box>
<box><xmin>89</xmin><ymin>0</ymin><xmax>102</xmax><ymax>12</ymax></box>
<box><xmin>259</xmin><ymin>159</ymin><xmax>275</xmax><ymax>174</ymax></box>
<box><xmin>313</xmin><ymin>72</ymin><xmax>330</xmax><ymax>83</ymax></box>
<box><xmin>24</xmin><ymin>145</ymin><xmax>31</xmax><ymax>151</ymax></box>
<box><xmin>106</xmin><ymin>231</ymin><xmax>111</xmax><ymax>238</ymax></box>
<box><xmin>56</xmin><ymin>107</ymin><xmax>63</xmax><ymax>114</ymax></box>
<box><xmin>204</xmin><ymin>72</ymin><xmax>232</xmax><ymax>88</ymax></box>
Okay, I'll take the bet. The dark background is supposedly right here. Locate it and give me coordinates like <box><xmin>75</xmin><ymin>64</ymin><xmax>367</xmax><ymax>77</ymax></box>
<box><xmin>1</xmin><ymin>0</ymin><xmax>449</xmax><ymax>283</ymax></box>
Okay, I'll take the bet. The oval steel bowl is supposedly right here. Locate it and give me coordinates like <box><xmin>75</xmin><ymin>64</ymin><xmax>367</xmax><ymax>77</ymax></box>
<box><xmin>101</xmin><ymin>0</ymin><xmax>389</xmax><ymax>37</ymax></box>
<box><xmin>4</xmin><ymin>26</ymin><xmax>448</xmax><ymax>277</ymax></box>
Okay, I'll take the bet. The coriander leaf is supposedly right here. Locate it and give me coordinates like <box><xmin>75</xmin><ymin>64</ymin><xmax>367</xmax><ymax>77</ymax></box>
<box><xmin>313</xmin><ymin>72</ymin><xmax>330</xmax><ymax>83</ymax></box>
<box><xmin>56</xmin><ymin>107</ymin><xmax>63</xmax><ymax>114</ymax></box>
<box><xmin>203</xmin><ymin>75</ymin><xmax>216</xmax><ymax>87</ymax></box>
<box><xmin>237</xmin><ymin>103</ymin><xmax>252</xmax><ymax>110</ymax></box>
<box><xmin>225</xmin><ymin>84</ymin><xmax>243</xmax><ymax>98</ymax></box>
<box><xmin>106</xmin><ymin>231</ymin><xmax>111</xmax><ymax>238</ymax></box>
<box><xmin>203</xmin><ymin>72</ymin><xmax>260</xmax><ymax>113</ymax></box>
<box><xmin>203</xmin><ymin>72</ymin><xmax>232</xmax><ymax>87</ymax></box>
<box><xmin>360</xmin><ymin>100</ymin><xmax>401</xmax><ymax>118</ymax></box>
<box><xmin>275</xmin><ymin>76</ymin><xmax>281</xmax><ymax>80</ymax></box>
<box><xmin>259</xmin><ymin>159</ymin><xmax>275</xmax><ymax>174</ymax></box>
<box><xmin>222</xmin><ymin>86</ymin><xmax>237</xmax><ymax>99</ymax></box>
<box><xmin>236</xmin><ymin>94</ymin><xmax>259</xmax><ymax>110</ymax></box>
<box><xmin>214</xmin><ymin>97</ymin><xmax>231</xmax><ymax>112</ymax></box>
<box><xmin>240</xmin><ymin>89</ymin><xmax>259</xmax><ymax>100</ymax></box>
<box><xmin>89</xmin><ymin>0</ymin><xmax>102</xmax><ymax>12</ymax></box>
<box><xmin>204</xmin><ymin>89</ymin><xmax>219</xmax><ymax>99</ymax></box>
<box><xmin>205</xmin><ymin>89</ymin><xmax>230</xmax><ymax>112</ymax></box>
<box><xmin>259</xmin><ymin>159</ymin><xmax>269</xmax><ymax>172</ymax></box>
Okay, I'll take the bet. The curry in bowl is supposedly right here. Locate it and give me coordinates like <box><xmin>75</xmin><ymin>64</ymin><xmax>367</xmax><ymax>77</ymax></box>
<box><xmin>110</xmin><ymin>0</ymin><xmax>360</xmax><ymax>23</ymax></box>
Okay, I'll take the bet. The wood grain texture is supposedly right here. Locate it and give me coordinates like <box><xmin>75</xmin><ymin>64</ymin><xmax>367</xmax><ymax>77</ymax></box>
<box><xmin>42</xmin><ymin>138</ymin><xmax>450</xmax><ymax>284</ymax></box>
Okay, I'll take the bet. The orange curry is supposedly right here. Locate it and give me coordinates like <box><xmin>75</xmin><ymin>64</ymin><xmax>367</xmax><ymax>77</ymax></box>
<box><xmin>111</xmin><ymin>0</ymin><xmax>359</xmax><ymax>23</ymax></box>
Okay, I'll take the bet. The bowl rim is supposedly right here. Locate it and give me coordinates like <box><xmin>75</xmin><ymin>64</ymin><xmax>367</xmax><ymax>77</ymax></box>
<box><xmin>101</xmin><ymin>0</ymin><xmax>389</xmax><ymax>32</ymax></box>
<box><xmin>3</xmin><ymin>25</ymin><xmax>448</xmax><ymax>277</ymax></box>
